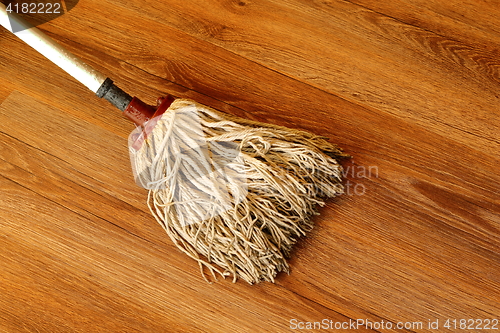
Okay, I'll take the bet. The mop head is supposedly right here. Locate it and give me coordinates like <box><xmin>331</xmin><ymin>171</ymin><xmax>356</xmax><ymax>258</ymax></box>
<box><xmin>129</xmin><ymin>99</ymin><xmax>347</xmax><ymax>284</ymax></box>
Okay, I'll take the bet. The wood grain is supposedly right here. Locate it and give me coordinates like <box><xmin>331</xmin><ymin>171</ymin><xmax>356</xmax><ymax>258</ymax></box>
<box><xmin>97</xmin><ymin>0</ymin><xmax>500</xmax><ymax>156</ymax></box>
<box><xmin>0</xmin><ymin>0</ymin><xmax>498</xmax><ymax>332</ymax></box>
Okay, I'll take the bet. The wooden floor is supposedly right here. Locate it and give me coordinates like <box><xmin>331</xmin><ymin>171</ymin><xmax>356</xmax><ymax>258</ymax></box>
<box><xmin>1</xmin><ymin>0</ymin><xmax>499</xmax><ymax>332</ymax></box>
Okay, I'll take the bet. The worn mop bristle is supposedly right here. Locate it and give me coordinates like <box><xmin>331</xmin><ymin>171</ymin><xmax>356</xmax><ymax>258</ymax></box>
<box><xmin>129</xmin><ymin>99</ymin><xmax>347</xmax><ymax>284</ymax></box>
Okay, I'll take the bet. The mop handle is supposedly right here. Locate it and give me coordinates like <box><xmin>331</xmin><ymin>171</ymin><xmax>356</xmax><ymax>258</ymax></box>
<box><xmin>0</xmin><ymin>3</ymin><xmax>107</xmax><ymax>93</ymax></box>
<box><xmin>0</xmin><ymin>3</ymin><xmax>175</xmax><ymax>125</ymax></box>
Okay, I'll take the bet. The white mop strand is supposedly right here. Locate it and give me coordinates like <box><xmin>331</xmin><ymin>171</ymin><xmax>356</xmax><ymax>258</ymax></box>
<box><xmin>0</xmin><ymin>3</ymin><xmax>107</xmax><ymax>93</ymax></box>
<box><xmin>129</xmin><ymin>99</ymin><xmax>347</xmax><ymax>284</ymax></box>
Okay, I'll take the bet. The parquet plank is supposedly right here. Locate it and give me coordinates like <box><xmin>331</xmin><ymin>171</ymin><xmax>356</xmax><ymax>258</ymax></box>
<box><xmin>345</xmin><ymin>0</ymin><xmax>500</xmax><ymax>47</ymax></box>
<box><xmin>85</xmin><ymin>0</ymin><xmax>500</xmax><ymax>157</ymax></box>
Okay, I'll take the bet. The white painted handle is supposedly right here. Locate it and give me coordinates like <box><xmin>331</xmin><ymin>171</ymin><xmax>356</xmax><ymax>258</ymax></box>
<box><xmin>0</xmin><ymin>3</ymin><xmax>107</xmax><ymax>93</ymax></box>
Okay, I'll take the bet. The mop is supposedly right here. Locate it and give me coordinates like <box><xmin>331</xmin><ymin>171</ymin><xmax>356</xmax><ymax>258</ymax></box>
<box><xmin>0</xmin><ymin>4</ymin><xmax>347</xmax><ymax>284</ymax></box>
